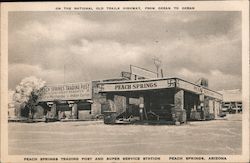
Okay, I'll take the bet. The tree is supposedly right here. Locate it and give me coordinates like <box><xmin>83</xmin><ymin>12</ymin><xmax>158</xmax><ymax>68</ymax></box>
<box><xmin>13</xmin><ymin>76</ymin><xmax>46</xmax><ymax>119</ymax></box>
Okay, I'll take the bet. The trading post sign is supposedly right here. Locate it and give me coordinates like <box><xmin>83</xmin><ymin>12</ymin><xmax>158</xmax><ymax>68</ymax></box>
<box><xmin>38</xmin><ymin>82</ymin><xmax>92</xmax><ymax>101</ymax></box>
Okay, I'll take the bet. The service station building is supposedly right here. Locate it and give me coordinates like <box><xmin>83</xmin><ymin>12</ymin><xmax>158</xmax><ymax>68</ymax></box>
<box><xmin>97</xmin><ymin>77</ymin><xmax>222</xmax><ymax>124</ymax></box>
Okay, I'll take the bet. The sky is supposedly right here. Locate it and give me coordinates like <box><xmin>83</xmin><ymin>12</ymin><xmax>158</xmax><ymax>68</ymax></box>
<box><xmin>8</xmin><ymin>11</ymin><xmax>242</xmax><ymax>91</ymax></box>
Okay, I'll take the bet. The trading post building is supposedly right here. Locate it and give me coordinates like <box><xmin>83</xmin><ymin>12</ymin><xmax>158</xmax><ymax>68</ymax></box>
<box><xmin>37</xmin><ymin>81</ymin><xmax>105</xmax><ymax>121</ymax></box>
<box><xmin>36</xmin><ymin>78</ymin><xmax>125</xmax><ymax>121</ymax></box>
<box><xmin>34</xmin><ymin>77</ymin><xmax>222</xmax><ymax>124</ymax></box>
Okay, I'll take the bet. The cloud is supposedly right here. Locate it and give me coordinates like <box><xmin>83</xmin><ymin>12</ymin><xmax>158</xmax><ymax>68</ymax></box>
<box><xmin>8</xmin><ymin>63</ymin><xmax>65</xmax><ymax>89</ymax></box>
<box><xmin>8</xmin><ymin>11</ymin><xmax>242</xmax><ymax>91</ymax></box>
<box><xmin>69</xmin><ymin>39</ymin><xmax>144</xmax><ymax>66</ymax></box>
<box><xmin>176</xmin><ymin>68</ymin><xmax>241</xmax><ymax>90</ymax></box>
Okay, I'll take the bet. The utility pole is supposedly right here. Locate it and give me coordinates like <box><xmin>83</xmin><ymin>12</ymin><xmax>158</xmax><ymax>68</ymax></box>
<box><xmin>153</xmin><ymin>39</ymin><xmax>164</xmax><ymax>78</ymax></box>
<box><xmin>153</xmin><ymin>57</ymin><xmax>161</xmax><ymax>78</ymax></box>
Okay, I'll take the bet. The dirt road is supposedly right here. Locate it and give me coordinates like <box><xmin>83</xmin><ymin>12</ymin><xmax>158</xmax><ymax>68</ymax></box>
<box><xmin>8</xmin><ymin>114</ymin><xmax>242</xmax><ymax>155</ymax></box>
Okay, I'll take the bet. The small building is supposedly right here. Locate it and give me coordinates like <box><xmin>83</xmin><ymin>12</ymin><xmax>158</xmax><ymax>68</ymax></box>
<box><xmin>37</xmin><ymin>81</ymin><xmax>98</xmax><ymax>120</ymax></box>
<box><xmin>36</xmin><ymin>78</ymin><xmax>127</xmax><ymax>121</ymax></box>
<box><xmin>97</xmin><ymin>77</ymin><xmax>223</xmax><ymax>124</ymax></box>
<box><xmin>218</xmin><ymin>89</ymin><xmax>242</xmax><ymax>113</ymax></box>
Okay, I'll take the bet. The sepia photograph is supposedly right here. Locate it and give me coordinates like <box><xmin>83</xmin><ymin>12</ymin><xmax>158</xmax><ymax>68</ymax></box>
<box><xmin>1</xmin><ymin>1</ymin><xmax>249</xmax><ymax>163</ymax></box>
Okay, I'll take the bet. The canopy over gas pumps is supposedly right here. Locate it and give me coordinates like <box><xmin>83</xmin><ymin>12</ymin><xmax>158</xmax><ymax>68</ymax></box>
<box><xmin>98</xmin><ymin>77</ymin><xmax>222</xmax><ymax>100</ymax></box>
<box><xmin>98</xmin><ymin>77</ymin><xmax>222</xmax><ymax>124</ymax></box>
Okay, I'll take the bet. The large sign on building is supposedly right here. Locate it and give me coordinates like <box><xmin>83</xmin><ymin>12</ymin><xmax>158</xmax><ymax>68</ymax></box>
<box><xmin>99</xmin><ymin>79</ymin><xmax>176</xmax><ymax>92</ymax></box>
<box><xmin>99</xmin><ymin>78</ymin><xmax>222</xmax><ymax>100</ymax></box>
<box><xmin>39</xmin><ymin>82</ymin><xmax>92</xmax><ymax>102</ymax></box>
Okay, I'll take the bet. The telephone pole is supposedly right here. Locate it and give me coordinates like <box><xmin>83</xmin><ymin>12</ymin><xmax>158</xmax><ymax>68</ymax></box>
<box><xmin>153</xmin><ymin>57</ymin><xmax>161</xmax><ymax>78</ymax></box>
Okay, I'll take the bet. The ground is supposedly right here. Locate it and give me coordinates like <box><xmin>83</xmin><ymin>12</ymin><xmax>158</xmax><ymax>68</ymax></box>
<box><xmin>8</xmin><ymin>114</ymin><xmax>242</xmax><ymax>155</ymax></box>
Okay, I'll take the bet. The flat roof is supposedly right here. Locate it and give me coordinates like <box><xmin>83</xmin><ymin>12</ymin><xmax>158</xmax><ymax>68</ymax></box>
<box><xmin>98</xmin><ymin>77</ymin><xmax>222</xmax><ymax>100</ymax></box>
